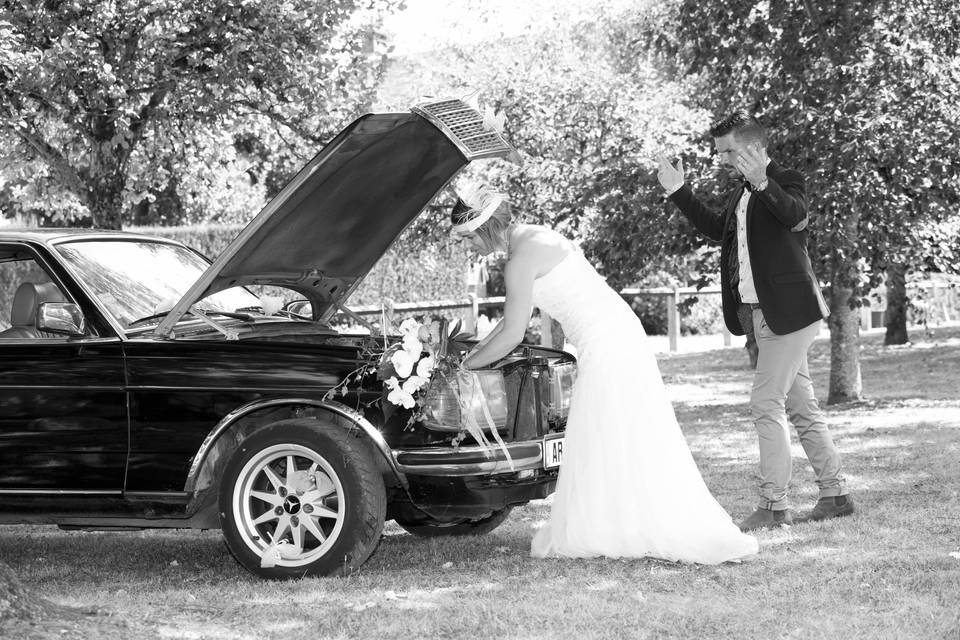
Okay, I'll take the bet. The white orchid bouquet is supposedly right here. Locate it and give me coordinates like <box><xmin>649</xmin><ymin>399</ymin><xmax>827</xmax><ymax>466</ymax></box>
<box><xmin>324</xmin><ymin>316</ymin><xmax>510</xmax><ymax>464</ymax></box>
<box><xmin>325</xmin><ymin>317</ymin><xmax>456</xmax><ymax>429</ymax></box>
<box><xmin>378</xmin><ymin>318</ymin><xmax>437</xmax><ymax>410</ymax></box>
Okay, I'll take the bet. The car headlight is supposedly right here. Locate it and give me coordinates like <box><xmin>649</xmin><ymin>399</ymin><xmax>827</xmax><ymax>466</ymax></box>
<box><xmin>422</xmin><ymin>370</ymin><xmax>508</xmax><ymax>432</ymax></box>
<box><xmin>548</xmin><ymin>362</ymin><xmax>577</xmax><ymax>421</ymax></box>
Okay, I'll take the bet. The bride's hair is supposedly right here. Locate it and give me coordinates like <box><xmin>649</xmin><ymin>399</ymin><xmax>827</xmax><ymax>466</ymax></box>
<box><xmin>473</xmin><ymin>199</ymin><xmax>512</xmax><ymax>249</ymax></box>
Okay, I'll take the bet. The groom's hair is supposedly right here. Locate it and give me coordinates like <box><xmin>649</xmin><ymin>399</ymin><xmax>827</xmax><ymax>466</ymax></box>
<box><xmin>709</xmin><ymin>110</ymin><xmax>767</xmax><ymax>146</ymax></box>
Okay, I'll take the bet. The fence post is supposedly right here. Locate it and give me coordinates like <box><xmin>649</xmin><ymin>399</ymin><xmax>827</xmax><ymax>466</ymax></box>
<box><xmin>934</xmin><ymin>282</ymin><xmax>951</xmax><ymax>323</ymax></box>
<box><xmin>860</xmin><ymin>304</ymin><xmax>872</xmax><ymax>330</ymax></box>
<box><xmin>722</xmin><ymin>325</ymin><xmax>732</xmax><ymax>347</ymax></box>
<box><xmin>464</xmin><ymin>293</ymin><xmax>478</xmax><ymax>335</ymax></box>
<box><xmin>666</xmin><ymin>289</ymin><xmax>679</xmax><ymax>353</ymax></box>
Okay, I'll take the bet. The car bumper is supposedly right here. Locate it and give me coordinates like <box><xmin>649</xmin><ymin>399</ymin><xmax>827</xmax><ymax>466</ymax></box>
<box><xmin>393</xmin><ymin>440</ymin><xmax>547</xmax><ymax>476</ymax></box>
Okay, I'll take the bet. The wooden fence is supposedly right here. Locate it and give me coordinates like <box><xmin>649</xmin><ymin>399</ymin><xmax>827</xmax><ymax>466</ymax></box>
<box><xmin>860</xmin><ymin>281</ymin><xmax>960</xmax><ymax>330</ymax></box>
<box><xmin>348</xmin><ymin>286</ymin><xmax>732</xmax><ymax>353</ymax></box>
<box><xmin>346</xmin><ymin>280</ymin><xmax>960</xmax><ymax>351</ymax></box>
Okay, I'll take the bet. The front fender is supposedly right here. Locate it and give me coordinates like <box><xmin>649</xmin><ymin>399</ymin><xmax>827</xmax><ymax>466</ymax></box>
<box><xmin>183</xmin><ymin>398</ymin><xmax>409</xmax><ymax>498</ymax></box>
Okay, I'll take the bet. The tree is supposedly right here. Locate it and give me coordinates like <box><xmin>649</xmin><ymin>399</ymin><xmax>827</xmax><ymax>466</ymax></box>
<box><xmin>0</xmin><ymin>0</ymin><xmax>400</xmax><ymax>229</ymax></box>
<box><xmin>622</xmin><ymin>0</ymin><xmax>960</xmax><ymax>402</ymax></box>
<box><xmin>378</xmin><ymin>1</ymin><xmax>715</xmax><ymax>284</ymax></box>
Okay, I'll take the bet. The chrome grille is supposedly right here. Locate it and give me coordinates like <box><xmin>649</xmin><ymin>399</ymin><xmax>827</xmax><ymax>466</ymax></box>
<box><xmin>412</xmin><ymin>98</ymin><xmax>518</xmax><ymax>161</ymax></box>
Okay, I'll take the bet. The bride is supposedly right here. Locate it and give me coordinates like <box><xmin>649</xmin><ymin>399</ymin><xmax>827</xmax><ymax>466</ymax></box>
<box><xmin>454</xmin><ymin>184</ymin><xmax>759</xmax><ymax>564</ymax></box>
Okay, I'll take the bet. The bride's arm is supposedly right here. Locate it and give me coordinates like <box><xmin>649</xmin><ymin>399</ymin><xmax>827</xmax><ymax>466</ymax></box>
<box><xmin>467</xmin><ymin>318</ymin><xmax>505</xmax><ymax>353</ymax></box>
<box><xmin>461</xmin><ymin>252</ymin><xmax>536</xmax><ymax>369</ymax></box>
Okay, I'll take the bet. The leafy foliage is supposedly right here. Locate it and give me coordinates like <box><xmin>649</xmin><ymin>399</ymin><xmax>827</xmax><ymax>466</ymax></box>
<box><xmin>378</xmin><ymin>0</ymin><xmax>716</xmax><ymax>290</ymax></box>
<box><xmin>0</xmin><ymin>0</ymin><xmax>401</xmax><ymax>228</ymax></box>
<box><xmin>620</xmin><ymin>0</ymin><xmax>960</xmax><ymax>401</ymax></box>
<box><xmin>630</xmin><ymin>0</ymin><xmax>960</xmax><ymax>291</ymax></box>
<box><xmin>130</xmin><ymin>224</ymin><xmax>475</xmax><ymax>307</ymax></box>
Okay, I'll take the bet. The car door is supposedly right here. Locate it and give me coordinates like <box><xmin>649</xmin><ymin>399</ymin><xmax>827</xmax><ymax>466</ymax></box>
<box><xmin>0</xmin><ymin>243</ymin><xmax>127</xmax><ymax>492</ymax></box>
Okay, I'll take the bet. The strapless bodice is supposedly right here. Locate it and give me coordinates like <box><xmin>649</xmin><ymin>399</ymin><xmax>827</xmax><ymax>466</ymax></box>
<box><xmin>531</xmin><ymin>250</ymin><xmax>640</xmax><ymax>352</ymax></box>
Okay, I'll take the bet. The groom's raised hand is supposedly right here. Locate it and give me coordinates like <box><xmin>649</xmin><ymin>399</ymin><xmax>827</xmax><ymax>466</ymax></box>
<box><xmin>656</xmin><ymin>154</ymin><xmax>684</xmax><ymax>194</ymax></box>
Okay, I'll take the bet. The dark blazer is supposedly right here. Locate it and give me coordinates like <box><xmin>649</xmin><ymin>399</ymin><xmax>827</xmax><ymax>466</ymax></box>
<box><xmin>668</xmin><ymin>161</ymin><xmax>827</xmax><ymax>336</ymax></box>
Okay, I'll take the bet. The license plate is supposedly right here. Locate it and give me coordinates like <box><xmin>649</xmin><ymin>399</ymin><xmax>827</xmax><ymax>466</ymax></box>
<box><xmin>543</xmin><ymin>435</ymin><xmax>565</xmax><ymax>469</ymax></box>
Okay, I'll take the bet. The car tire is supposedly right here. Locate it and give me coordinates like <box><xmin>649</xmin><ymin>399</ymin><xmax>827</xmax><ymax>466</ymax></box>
<box><xmin>394</xmin><ymin>506</ymin><xmax>513</xmax><ymax>537</ymax></box>
<box><xmin>218</xmin><ymin>418</ymin><xmax>386</xmax><ymax>579</ymax></box>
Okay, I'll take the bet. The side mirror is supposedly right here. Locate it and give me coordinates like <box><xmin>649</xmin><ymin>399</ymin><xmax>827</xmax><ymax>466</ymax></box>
<box><xmin>283</xmin><ymin>299</ymin><xmax>313</xmax><ymax>319</ymax></box>
<box><xmin>37</xmin><ymin>302</ymin><xmax>87</xmax><ymax>336</ymax></box>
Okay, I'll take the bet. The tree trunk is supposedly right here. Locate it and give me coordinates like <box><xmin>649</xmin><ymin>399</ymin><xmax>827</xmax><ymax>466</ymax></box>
<box><xmin>86</xmin><ymin>174</ymin><xmax>126</xmax><ymax>230</ymax></box>
<box><xmin>884</xmin><ymin>263</ymin><xmax>909</xmax><ymax>345</ymax></box>
<box><xmin>827</xmin><ymin>284</ymin><xmax>863</xmax><ymax>403</ymax></box>
<box><xmin>84</xmin><ymin>127</ymin><xmax>128</xmax><ymax>230</ymax></box>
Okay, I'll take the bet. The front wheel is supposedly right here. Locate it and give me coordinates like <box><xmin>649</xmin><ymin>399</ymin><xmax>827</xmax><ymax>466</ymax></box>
<box><xmin>395</xmin><ymin>506</ymin><xmax>513</xmax><ymax>537</ymax></box>
<box><xmin>218</xmin><ymin>419</ymin><xmax>386</xmax><ymax>579</ymax></box>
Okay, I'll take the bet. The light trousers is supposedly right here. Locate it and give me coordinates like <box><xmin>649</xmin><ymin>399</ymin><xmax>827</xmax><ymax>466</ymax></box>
<box><xmin>751</xmin><ymin>308</ymin><xmax>845</xmax><ymax>510</ymax></box>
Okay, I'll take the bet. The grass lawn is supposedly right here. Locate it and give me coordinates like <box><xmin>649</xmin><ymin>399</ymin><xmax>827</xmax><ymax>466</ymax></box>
<box><xmin>2</xmin><ymin>325</ymin><xmax>960</xmax><ymax>639</ymax></box>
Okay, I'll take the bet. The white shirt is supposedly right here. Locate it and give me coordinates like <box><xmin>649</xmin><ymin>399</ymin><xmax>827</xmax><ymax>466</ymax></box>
<box><xmin>736</xmin><ymin>189</ymin><xmax>759</xmax><ymax>304</ymax></box>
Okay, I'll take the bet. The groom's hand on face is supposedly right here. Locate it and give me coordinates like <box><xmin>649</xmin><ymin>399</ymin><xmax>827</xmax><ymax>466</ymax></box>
<box><xmin>656</xmin><ymin>154</ymin><xmax>684</xmax><ymax>193</ymax></box>
<box><xmin>735</xmin><ymin>145</ymin><xmax>770</xmax><ymax>187</ymax></box>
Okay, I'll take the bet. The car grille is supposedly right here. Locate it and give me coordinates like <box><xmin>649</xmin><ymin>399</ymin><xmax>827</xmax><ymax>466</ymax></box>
<box><xmin>411</xmin><ymin>99</ymin><xmax>516</xmax><ymax>161</ymax></box>
<box><xmin>504</xmin><ymin>362</ymin><xmax>569</xmax><ymax>442</ymax></box>
<box><xmin>420</xmin><ymin>358</ymin><xmax>572</xmax><ymax>444</ymax></box>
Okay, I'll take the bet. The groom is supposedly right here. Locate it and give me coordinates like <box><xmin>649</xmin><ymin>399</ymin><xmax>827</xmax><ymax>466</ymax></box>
<box><xmin>656</xmin><ymin>111</ymin><xmax>854</xmax><ymax>531</ymax></box>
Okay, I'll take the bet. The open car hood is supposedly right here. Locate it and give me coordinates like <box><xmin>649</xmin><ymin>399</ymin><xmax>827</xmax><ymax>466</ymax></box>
<box><xmin>155</xmin><ymin>99</ymin><xmax>519</xmax><ymax>337</ymax></box>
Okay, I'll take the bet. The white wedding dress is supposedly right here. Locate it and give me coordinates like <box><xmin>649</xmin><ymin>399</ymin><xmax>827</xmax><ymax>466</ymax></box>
<box><xmin>530</xmin><ymin>249</ymin><xmax>759</xmax><ymax>563</ymax></box>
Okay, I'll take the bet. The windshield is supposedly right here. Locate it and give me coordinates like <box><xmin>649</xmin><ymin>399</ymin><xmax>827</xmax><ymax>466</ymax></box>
<box><xmin>54</xmin><ymin>239</ymin><xmax>262</xmax><ymax>330</ymax></box>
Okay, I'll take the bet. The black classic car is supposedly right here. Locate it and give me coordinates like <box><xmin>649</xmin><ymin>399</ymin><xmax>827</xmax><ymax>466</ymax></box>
<box><xmin>0</xmin><ymin>99</ymin><xmax>575</xmax><ymax>578</ymax></box>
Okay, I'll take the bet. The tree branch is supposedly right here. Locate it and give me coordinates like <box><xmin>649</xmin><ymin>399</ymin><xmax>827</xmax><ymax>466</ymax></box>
<box><xmin>2</xmin><ymin>121</ymin><xmax>88</xmax><ymax>198</ymax></box>
<box><xmin>231</xmin><ymin>99</ymin><xmax>325</xmax><ymax>144</ymax></box>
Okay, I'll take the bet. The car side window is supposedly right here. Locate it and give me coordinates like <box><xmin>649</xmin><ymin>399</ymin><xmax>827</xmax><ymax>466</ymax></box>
<box><xmin>0</xmin><ymin>252</ymin><xmax>80</xmax><ymax>340</ymax></box>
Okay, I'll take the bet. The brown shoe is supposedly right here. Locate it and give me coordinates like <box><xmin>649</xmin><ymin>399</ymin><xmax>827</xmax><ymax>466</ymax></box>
<box><xmin>797</xmin><ymin>495</ymin><xmax>855</xmax><ymax>523</ymax></box>
<box><xmin>738</xmin><ymin>507</ymin><xmax>793</xmax><ymax>532</ymax></box>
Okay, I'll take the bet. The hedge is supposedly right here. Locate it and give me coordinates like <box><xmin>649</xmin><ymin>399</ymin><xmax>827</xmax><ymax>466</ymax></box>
<box><xmin>128</xmin><ymin>224</ymin><xmax>474</xmax><ymax>307</ymax></box>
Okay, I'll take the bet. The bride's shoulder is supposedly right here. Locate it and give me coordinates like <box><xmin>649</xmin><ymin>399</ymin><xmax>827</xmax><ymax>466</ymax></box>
<box><xmin>508</xmin><ymin>225</ymin><xmax>577</xmax><ymax>273</ymax></box>
<box><xmin>515</xmin><ymin>224</ymin><xmax>569</xmax><ymax>248</ymax></box>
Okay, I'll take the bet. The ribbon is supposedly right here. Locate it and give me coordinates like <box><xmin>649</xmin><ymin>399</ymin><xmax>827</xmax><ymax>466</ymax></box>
<box><xmin>454</xmin><ymin>370</ymin><xmax>514</xmax><ymax>471</ymax></box>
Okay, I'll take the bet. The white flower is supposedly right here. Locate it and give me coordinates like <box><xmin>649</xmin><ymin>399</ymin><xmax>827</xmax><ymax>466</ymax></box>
<box><xmin>398</xmin><ymin>318</ymin><xmax>420</xmax><ymax>337</ymax></box>
<box><xmin>416</xmin><ymin>354</ymin><xmax>435</xmax><ymax>377</ymax></box>
<box><xmin>402</xmin><ymin>333</ymin><xmax>423</xmax><ymax>359</ymax></box>
<box><xmin>385</xmin><ymin>376</ymin><xmax>416</xmax><ymax>409</ymax></box>
<box><xmin>390</xmin><ymin>349</ymin><xmax>416</xmax><ymax>379</ymax></box>
<box><xmin>403</xmin><ymin>375</ymin><xmax>428</xmax><ymax>394</ymax></box>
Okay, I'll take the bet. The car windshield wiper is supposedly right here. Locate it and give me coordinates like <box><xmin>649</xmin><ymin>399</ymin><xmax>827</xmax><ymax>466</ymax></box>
<box><xmin>128</xmin><ymin>310</ymin><xmax>178</xmax><ymax>328</ymax></box>
<box><xmin>189</xmin><ymin>308</ymin><xmax>247</xmax><ymax>340</ymax></box>
<box><xmin>197</xmin><ymin>309</ymin><xmax>253</xmax><ymax>321</ymax></box>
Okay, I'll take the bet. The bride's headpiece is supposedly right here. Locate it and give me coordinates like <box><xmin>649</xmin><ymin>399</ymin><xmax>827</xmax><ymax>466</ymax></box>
<box><xmin>450</xmin><ymin>183</ymin><xmax>505</xmax><ymax>235</ymax></box>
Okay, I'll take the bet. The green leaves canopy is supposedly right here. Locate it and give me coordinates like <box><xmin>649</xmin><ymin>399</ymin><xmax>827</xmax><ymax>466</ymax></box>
<box><xmin>624</xmin><ymin>0</ymin><xmax>960</xmax><ymax>293</ymax></box>
<box><xmin>379</xmin><ymin>1</ymin><xmax>717</xmax><ymax>290</ymax></box>
<box><xmin>0</xmin><ymin>0</ymin><xmax>400</xmax><ymax>228</ymax></box>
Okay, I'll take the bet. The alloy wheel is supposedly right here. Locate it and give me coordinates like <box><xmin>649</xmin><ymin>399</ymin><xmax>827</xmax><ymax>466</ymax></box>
<box><xmin>231</xmin><ymin>443</ymin><xmax>346</xmax><ymax>567</ymax></box>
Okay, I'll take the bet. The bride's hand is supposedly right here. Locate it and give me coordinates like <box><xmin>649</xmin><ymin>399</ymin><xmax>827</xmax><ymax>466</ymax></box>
<box><xmin>460</xmin><ymin>350</ymin><xmax>478</xmax><ymax>370</ymax></box>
